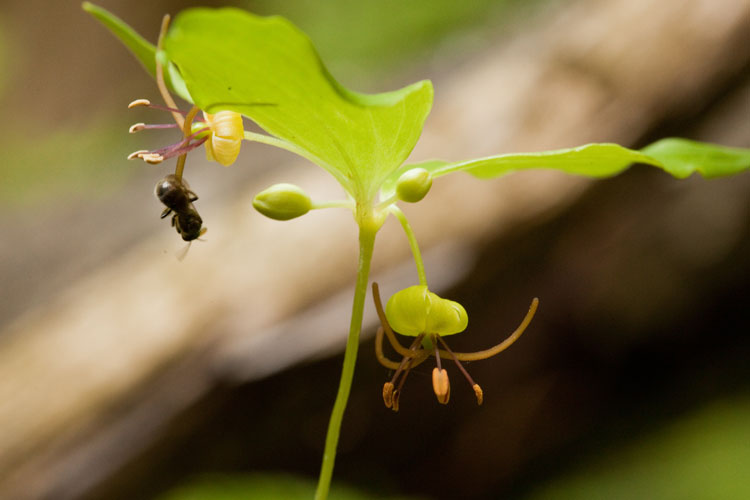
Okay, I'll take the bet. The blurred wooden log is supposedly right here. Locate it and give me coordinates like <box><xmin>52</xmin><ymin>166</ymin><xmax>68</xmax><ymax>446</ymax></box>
<box><xmin>0</xmin><ymin>0</ymin><xmax>748</xmax><ymax>498</ymax></box>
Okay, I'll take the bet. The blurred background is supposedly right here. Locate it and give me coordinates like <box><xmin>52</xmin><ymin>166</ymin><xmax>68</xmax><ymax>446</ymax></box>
<box><xmin>0</xmin><ymin>0</ymin><xmax>748</xmax><ymax>499</ymax></box>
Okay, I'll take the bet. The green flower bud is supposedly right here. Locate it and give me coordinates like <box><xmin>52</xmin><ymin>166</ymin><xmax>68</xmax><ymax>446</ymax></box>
<box><xmin>253</xmin><ymin>183</ymin><xmax>312</xmax><ymax>221</ymax></box>
<box><xmin>395</xmin><ymin>168</ymin><xmax>432</xmax><ymax>203</ymax></box>
<box><xmin>385</xmin><ymin>285</ymin><xmax>468</xmax><ymax>337</ymax></box>
<box><xmin>190</xmin><ymin>121</ymin><xmax>209</xmax><ymax>138</ymax></box>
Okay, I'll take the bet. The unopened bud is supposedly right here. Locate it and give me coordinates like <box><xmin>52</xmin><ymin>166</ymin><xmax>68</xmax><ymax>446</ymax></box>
<box><xmin>395</xmin><ymin>168</ymin><xmax>432</xmax><ymax>203</ymax></box>
<box><xmin>253</xmin><ymin>183</ymin><xmax>312</xmax><ymax>221</ymax></box>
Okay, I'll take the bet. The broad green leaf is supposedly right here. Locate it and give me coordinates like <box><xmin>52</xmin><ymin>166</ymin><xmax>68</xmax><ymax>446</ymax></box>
<box><xmin>453</xmin><ymin>143</ymin><xmax>658</xmax><ymax>179</ymax></box>
<box><xmin>382</xmin><ymin>140</ymin><xmax>750</xmax><ymax>197</ymax></box>
<box><xmin>641</xmin><ymin>138</ymin><xmax>750</xmax><ymax>178</ymax></box>
<box><xmin>83</xmin><ymin>3</ymin><xmax>191</xmax><ymax>101</ymax></box>
<box><xmin>164</xmin><ymin>8</ymin><xmax>433</xmax><ymax>203</ymax></box>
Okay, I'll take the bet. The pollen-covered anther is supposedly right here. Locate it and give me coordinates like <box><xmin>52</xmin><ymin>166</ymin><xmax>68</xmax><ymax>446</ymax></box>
<box><xmin>473</xmin><ymin>384</ymin><xmax>484</xmax><ymax>406</ymax></box>
<box><xmin>128</xmin><ymin>98</ymin><xmax>151</xmax><ymax>109</ymax></box>
<box><xmin>432</xmin><ymin>368</ymin><xmax>450</xmax><ymax>405</ymax></box>
<box><xmin>383</xmin><ymin>382</ymin><xmax>395</xmax><ymax>408</ymax></box>
<box><xmin>129</xmin><ymin>123</ymin><xmax>146</xmax><ymax>133</ymax></box>
<box><xmin>140</xmin><ymin>153</ymin><xmax>164</xmax><ymax>164</ymax></box>
<box><xmin>391</xmin><ymin>390</ymin><xmax>401</xmax><ymax>412</ymax></box>
<box><xmin>127</xmin><ymin>150</ymin><xmax>149</xmax><ymax>160</ymax></box>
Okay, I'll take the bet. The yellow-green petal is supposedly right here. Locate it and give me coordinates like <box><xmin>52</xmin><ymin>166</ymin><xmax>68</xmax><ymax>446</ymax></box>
<box><xmin>385</xmin><ymin>285</ymin><xmax>468</xmax><ymax>337</ymax></box>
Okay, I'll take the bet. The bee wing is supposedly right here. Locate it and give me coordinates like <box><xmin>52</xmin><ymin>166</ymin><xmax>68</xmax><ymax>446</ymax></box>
<box><xmin>175</xmin><ymin>241</ymin><xmax>192</xmax><ymax>262</ymax></box>
<box><xmin>175</xmin><ymin>228</ymin><xmax>207</xmax><ymax>261</ymax></box>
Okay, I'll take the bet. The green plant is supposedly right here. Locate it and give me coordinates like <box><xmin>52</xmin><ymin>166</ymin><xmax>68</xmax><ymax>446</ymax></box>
<box><xmin>83</xmin><ymin>3</ymin><xmax>750</xmax><ymax>499</ymax></box>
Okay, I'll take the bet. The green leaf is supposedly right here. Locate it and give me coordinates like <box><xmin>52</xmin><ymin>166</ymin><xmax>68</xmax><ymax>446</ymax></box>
<box><xmin>449</xmin><ymin>143</ymin><xmax>659</xmax><ymax>179</ymax></box>
<box><xmin>383</xmin><ymin>140</ymin><xmax>750</xmax><ymax>195</ymax></box>
<box><xmin>82</xmin><ymin>2</ymin><xmax>191</xmax><ymax>101</ymax></box>
<box><xmin>164</xmin><ymin>7</ymin><xmax>433</xmax><ymax>203</ymax></box>
<box><xmin>641</xmin><ymin>138</ymin><xmax>750</xmax><ymax>179</ymax></box>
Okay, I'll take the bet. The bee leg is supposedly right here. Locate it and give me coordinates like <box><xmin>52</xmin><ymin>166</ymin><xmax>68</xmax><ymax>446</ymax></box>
<box><xmin>171</xmin><ymin>214</ymin><xmax>178</xmax><ymax>228</ymax></box>
<box><xmin>186</xmin><ymin>190</ymin><xmax>199</xmax><ymax>202</ymax></box>
<box><xmin>160</xmin><ymin>207</ymin><xmax>172</xmax><ymax>219</ymax></box>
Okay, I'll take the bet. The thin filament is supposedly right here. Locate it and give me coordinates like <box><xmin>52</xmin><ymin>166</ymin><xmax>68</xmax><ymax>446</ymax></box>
<box><xmin>371</xmin><ymin>282</ymin><xmax>420</xmax><ymax>359</ymax></box>
<box><xmin>375</xmin><ymin>327</ymin><xmax>401</xmax><ymax>370</ymax></box>
<box><xmin>146</xmin><ymin>103</ymin><xmax>188</xmax><ymax>116</ymax></box>
<box><xmin>432</xmin><ymin>335</ymin><xmax>443</xmax><ymax>370</ymax></box>
<box><xmin>436</xmin><ymin>297</ymin><xmax>539</xmax><ymax>362</ymax></box>
<box><xmin>387</xmin><ymin>334</ymin><xmax>424</xmax><ymax>385</ymax></box>
<box><xmin>436</xmin><ymin>335</ymin><xmax>478</xmax><ymax>387</ymax></box>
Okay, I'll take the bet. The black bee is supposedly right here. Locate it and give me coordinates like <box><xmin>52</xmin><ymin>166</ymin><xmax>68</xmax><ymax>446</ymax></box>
<box><xmin>155</xmin><ymin>174</ymin><xmax>206</xmax><ymax>241</ymax></box>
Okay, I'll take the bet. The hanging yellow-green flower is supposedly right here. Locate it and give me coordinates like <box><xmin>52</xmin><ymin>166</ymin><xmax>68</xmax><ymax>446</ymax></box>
<box><xmin>127</xmin><ymin>99</ymin><xmax>244</xmax><ymax>167</ymax></box>
<box><xmin>373</xmin><ymin>283</ymin><xmax>538</xmax><ymax>411</ymax></box>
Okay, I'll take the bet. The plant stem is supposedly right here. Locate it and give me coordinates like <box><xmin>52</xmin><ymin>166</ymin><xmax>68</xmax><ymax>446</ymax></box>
<box><xmin>174</xmin><ymin>105</ymin><xmax>200</xmax><ymax>181</ymax></box>
<box><xmin>390</xmin><ymin>206</ymin><xmax>428</xmax><ymax>286</ymax></box>
<box><xmin>311</xmin><ymin>200</ymin><xmax>355</xmax><ymax>210</ymax></box>
<box><xmin>155</xmin><ymin>15</ymin><xmax>184</xmax><ymax>130</ymax></box>
<box><xmin>315</xmin><ymin>224</ymin><xmax>377</xmax><ymax>500</ymax></box>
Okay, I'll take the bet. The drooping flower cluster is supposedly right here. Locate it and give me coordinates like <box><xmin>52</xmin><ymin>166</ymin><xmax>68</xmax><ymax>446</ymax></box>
<box><xmin>372</xmin><ymin>283</ymin><xmax>538</xmax><ymax>411</ymax></box>
<box><xmin>127</xmin><ymin>99</ymin><xmax>243</xmax><ymax>167</ymax></box>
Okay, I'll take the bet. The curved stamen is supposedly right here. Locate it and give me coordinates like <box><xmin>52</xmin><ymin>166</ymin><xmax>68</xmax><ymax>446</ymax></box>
<box><xmin>127</xmin><ymin>150</ymin><xmax>150</xmax><ymax>160</ymax></box>
<box><xmin>383</xmin><ymin>345</ymin><xmax>413</xmax><ymax>409</ymax></box>
<box><xmin>129</xmin><ymin>123</ymin><xmax>179</xmax><ymax>133</ymax></box>
<box><xmin>436</xmin><ymin>335</ymin><xmax>483</xmax><ymax>405</ymax></box>
<box><xmin>431</xmin><ymin>335</ymin><xmax>450</xmax><ymax>404</ymax></box>
<box><xmin>128</xmin><ymin>99</ymin><xmax>189</xmax><ymax>117</ymax></box>
<box><xmin>375</xmin><ymin>327</ymin><xmax>401</xmax><ymax>370</ymax></box>
<box><xmin>381</xmin><ymin>333</ymin><xmax>425</xmax><ymax>410</ymax></box>
<box><xmin>431</xmin><ymin>367</ymin><xmax>450</xmax><ymax>404</ymax></box>
<box><xmin>144</xmin><ymin>125</ymin><xmax>209</xmax><ymax>156</ymax></box>
<box><xmin>145</xmin><ymin>103</ymin><xmax>188</xmax><ymax>116</ymax></box>
<box><xmin>433</xmin><ymin>335</ymin><xmax>442</xmax><ymax>370</ymax></box>
<box><xmin>372</xmin><ymin>282</ymin><xmax>420</xmax><ymax>359</ymax></box>
<box><xmin>128</xmin><ymin>98</ymin><xmax>151</xmax><ymax>108</ymax></box>
<box><xmin>142</xmin><ymin>154</ymin><xmax>165</xmax><ymax>164</ymax></box>
<box><xmin>435</xmin><ymin>297</ymin><xmax>539</xmax><ymax>362</ymax></box>
<box><xmin>147</xmin><ymin>135</ymin><xmax>209</xmax><ymax>162</ymax></box>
